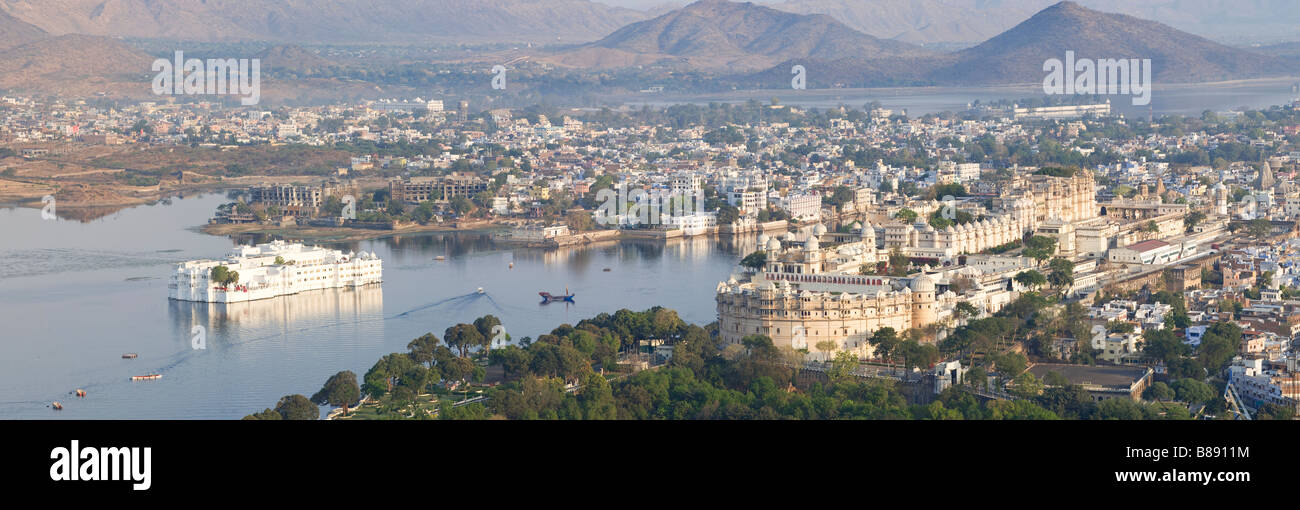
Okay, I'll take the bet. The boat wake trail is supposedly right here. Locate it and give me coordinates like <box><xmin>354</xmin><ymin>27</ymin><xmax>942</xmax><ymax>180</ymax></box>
<box><xmin>390</xmin><ymin>292</ymin><xmax>480</xmax><ymax>319</ymax></box>
<box><xmin>480</xmin><ymin>293</ymin><xmax>507</xmax><ymax>313</ymax></box>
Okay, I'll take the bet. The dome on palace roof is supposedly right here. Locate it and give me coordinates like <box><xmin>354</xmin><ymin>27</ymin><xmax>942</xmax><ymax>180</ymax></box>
<box><xmin>766</xmin><ymin>237</ymin><xmax>781</xmax><ymax>251</ymax></box>
<box><xmin>813</xmin><ymin>223</ymin><xmax>828</xmax><ymax>236</ymax></box>
<box><xmin>911</xmin><ymin>273</ymin><xmax>936</xmax><ymax>293</ymax></box>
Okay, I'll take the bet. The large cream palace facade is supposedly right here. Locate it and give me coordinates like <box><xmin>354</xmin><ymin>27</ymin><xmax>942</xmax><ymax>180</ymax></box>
<box><xmin>886</xmin><ymin>172</ymin><xmax>1099</xmax><ymax>260</ymax></box>
<box><xmin>716</xmin><ymin>172</ymin><xmax>1098</xmax><ymax>358</ymax></box>
<box><xmin>716</xmin><ymin>225</ymin><xmax>1012</xmax><ymax>359</ymax></box>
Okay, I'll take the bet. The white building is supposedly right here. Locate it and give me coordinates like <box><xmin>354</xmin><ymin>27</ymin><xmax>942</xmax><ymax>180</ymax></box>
<box><xmin>669</xmin><ymin>212</ymin><xmax>718</xmax><ymax>236</ymax></box>
<box><xmin>774</xmin><ymin>193</ymin><xmax>821</xmax><ymax>221</ymax></box>
<box><xmin>169</xmin><ymin>240</ymin><xmax>383</xmax><ymax>303</ymax></box>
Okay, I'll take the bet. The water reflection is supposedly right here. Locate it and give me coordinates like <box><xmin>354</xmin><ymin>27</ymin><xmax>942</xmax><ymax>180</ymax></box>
<box><xmin>168</xmin><ymin>285</ymin><xmax>385</xmax><ymax>348</ymax></box>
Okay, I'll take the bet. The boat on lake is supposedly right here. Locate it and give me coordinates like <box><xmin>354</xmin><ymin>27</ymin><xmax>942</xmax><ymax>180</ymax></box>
<box><xmin>539</xmin><ymin>288</ymin><xmax>575</xmax><ymax>303</ymax></box>
<box><xmin>122</xmin><ymin>353</ymin><xmax>138</xmax><ymax>359</ymax></box>
<box><xmin>131</xmin><ymin>374</ymin><xmax>162</xmax><ymax>381</ymax></box>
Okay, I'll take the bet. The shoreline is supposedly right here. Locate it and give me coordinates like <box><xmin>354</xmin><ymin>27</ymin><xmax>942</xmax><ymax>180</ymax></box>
<box><xmin>199</xmin><ymin>221</ymin><xmax>505</xmax><ymax>243</ymax></box>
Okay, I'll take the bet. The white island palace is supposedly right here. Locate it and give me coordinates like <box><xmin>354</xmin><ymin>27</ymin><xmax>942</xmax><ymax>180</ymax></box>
<box><xmin>168</xmin><ymin>240</ymin><xmax>382</xmax><ymax>303</ymax></box>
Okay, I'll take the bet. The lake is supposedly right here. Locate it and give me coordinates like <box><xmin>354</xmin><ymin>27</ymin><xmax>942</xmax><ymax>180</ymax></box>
<box><xmin>619</xmin><ymin>77</ymin><xmax>1300</xmax><ymax>116</ymax></box>
<box><xmin>0</xmin><ymin>193</ymin><xmax>756</xmax><ymax>419</ymax></box>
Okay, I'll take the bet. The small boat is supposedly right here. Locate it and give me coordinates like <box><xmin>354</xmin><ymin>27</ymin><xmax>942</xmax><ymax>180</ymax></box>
<box><xmin>539</xmin><ymin>287</ymin><xmax>575</xmax><ymax>303</ymax></box>
<box><xmin>131</xmin><ymin>374</ymin><xmax>162</xmax><ymax>381</ymax></box>
<box><xmin>602</xmin><ymin>268</ymin><xmax>611</xmax><ymax>272</ymax></box>
<box><xmin>75</xmin><ymin>389</ymin><xmax>86</xmax><ymax>398</ymax></box>
<box><xmin>476</xmin><ymin>287</ymin><xmax>485</xmax><ymax>294</ymax></box>
<box><xmin>52</xmin><ymin>402</ymin><xmax>63</xmax><ymax>410</ymax></box>
<box><xmin>509</xmin><ymin>262</ymin><xmax>514</xmax><ymax>269</ymax></box>
<box><xmin>122</xmin><ymin>353</ymin><xmax>138</xmax><ymax>359</ymax></box>
<box><xmin>435</xmin><ymin>256</ymin><xmax>445</xmax><ymax>261</ymax></box>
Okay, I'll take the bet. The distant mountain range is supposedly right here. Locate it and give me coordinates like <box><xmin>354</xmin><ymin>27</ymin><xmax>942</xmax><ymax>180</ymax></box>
<box><xmin>0</xmin><ymin>9</ymin><xmax>45</xmax><ymax>49</ymax></box>
<box><xmin>0</xmin><ymin>0</ymin><xmax>1295</xmax><ymax>47</ymax></box>
<box><xmin>0</xmin><ymin>0</ymin><xmax>647</xmax><ymax>44</ymax></box>
<box><xmin>545</xmin><ymin>0</ymin><xmax>933</xmax><ymax>70</ymax></box>
<box><xmin>737</xmin><ymin>1</ymin><xmax>1296</xmax><ymax>87</ymax></box>
<box><xmin>0</xmin><ymin>33</ymin><xmax>152</xmax><ymax>95</ymax></box>
<box><xmin>771</xmin><ymin>0</ymin><xmax>1046</xmax><ymax>47</ymax></box>
<box><xmin>766</xmin><ymin>0</ymin><xmax>1300</xmax><ymax>46</ymax></box>
<box><xmin>0</xmin><ymin>0</ymin><xmax>1293</xmax><ymax>99</ymax></box>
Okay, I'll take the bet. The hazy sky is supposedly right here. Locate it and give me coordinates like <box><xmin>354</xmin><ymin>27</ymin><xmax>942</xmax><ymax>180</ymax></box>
<box><xmin>594</xmin><ymin>0</ymin><xmax>769</xmax><ymax>10</ymax></box>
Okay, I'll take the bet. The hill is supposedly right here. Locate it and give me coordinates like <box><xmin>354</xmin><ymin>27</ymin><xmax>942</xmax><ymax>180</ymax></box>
<box><xmin>934</xmin><ymin>1</ymin><xmax>1291</xmax><ymax>84</ymax></box>
<box><xmin>0</xmin><ymin>9</ymin><xmax>44</xmax><ymax>49</ymax></box>
<box><xmin>254</xmin><ymin>45</ymin><xmax>340</xmax><ymax>75</ymax></box>
<box><xmin>740</xmin><ymin>1</ymin><xmax>1297</xmax><ymax>88</ymax></box>
<box><xmin>0</xmin><ymin>33</ymin><xmax>154</xmax><ymax>95</ymax></box>
<box><xmin>547</xmin><ymin>0</ymin><xmax>933</xmax><ymax>71</ymax></box>
<box><xmin>0</xmin><ymin>0</ymin><xmax>649</xmax><ymax>44</ymax></box>
<box><xmin>770</xmin><ymin>0</ymin><xmax>1300</xmax><ymax>47</ymax></box>
<box><xmin>771</xmin><ymin>0</ymin><xmax>1045</xmax><ymax>47</ymax></box>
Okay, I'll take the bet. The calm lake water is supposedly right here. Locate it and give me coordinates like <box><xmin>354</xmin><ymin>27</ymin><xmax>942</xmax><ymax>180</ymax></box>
<box><xmin>622</xmin><ymin>78</ymin><xmax>1300</xmax><ymax>116</ymax></box>
<box><xmin>0</xmin><ymin>193</ymin><xmax>756</xmax><ymax>419</ymax></box>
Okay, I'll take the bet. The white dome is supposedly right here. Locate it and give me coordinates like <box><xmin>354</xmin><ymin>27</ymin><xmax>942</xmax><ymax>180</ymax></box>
<box><xmin>766</xmin><ymin>237</ymin><xmax>782</xmax><ymax>251</ymax></box>
<box><xmin>910</xmin><ymin>273</ymin><xmax>936</xmax><ymax>293</ymax></box>
<box><xmin>813</xmin><ymin>223</ymin><xmax>828</xmax><ymax>236</ymax></box>
<box><xmin>758</xmin><ymin>233</ymin><xmax>770</xmax><ymax>245</ymax></box>
<box><xmin>804</xmin><ymin>236</ymin><xmax>820</xmax><ymax>251</ymax></box>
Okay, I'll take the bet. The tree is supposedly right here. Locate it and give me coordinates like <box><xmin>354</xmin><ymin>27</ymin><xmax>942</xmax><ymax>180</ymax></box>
<box><xmin>828</xmin><ymin>351</ymin><xmax>859</xmax><ymax>383</ymax></box>
<box><xmin>363</xmin><ymin>353</ymin><xmax>419</xmax><ymax>398</ymax></box>
<box><xmin>1143</xmin><ymin>382</ymin><xmax>1174</xmax><ymax>402</ymax></box>
<box><xmin>1046</xmin><ymin>258</ymin><xmax>1074</xmax><ymax>290</ymax></box>
<box><xmin>407</xmin><ymin>333</ymin><xmax>441</xmax><ymax>369</ymax></box>
<box><xmin>741</xmin><ymin>334</ymin><xmax>780</xmax><ymax>359</ymax></box>
<box><xmin>1170</xmin><ymin>378</ymin><xmax>1215</xmax><ymax>404</ymax></box>
<box><xmin>1009</xmin><ymin>372</ymin><xmax>1044</xmax><ymax>399</ymax></box>
<box><xmin>1197</xmin><ymin>322</ymin><xmax>1241</xmax><ymax>373</ymax></box>
<box><xmin>815</xmin><ymin>340</ymin><xmax>838</xmax><ymax>361</ymax></box>
<box><xmin>445</xmin><ymin>323</ymin><xmax>485</xmax><ymax>358</ymax></box>
<box><xmin>739</xmin><ymin>251</ymin><xmax>767</xmax><ymax>271</ymax></box>
<box><xmin>965</xmin><ymin>366</ymin><xmax>987</xmax><ymax>389</ymax></box>
<box><xmin>1014</xmin><ymin>270</ymin><xmax>1047</xmax><ymax>290</ymax></box>
<box><xmin>1141</xmin><ymin>329</ymin><xmax>1186</xmax><ymax>364</ymax></box>
<box><xmin>1042</xmin><ymin>370</ymin><xmax>1070</xmax><ymax>388</ymax></box>
<box><xmin>311</xmin><ymin>371</ymin><xmax>361</xmax><ymax>416</ymax></box>
<box><xmin>242</xmin><ymin>408</ymin><xmax>282</xmax><ymax>420</ymax></box>
<box><xmin>577</xmin><ymin>373</ymin><xmax>617</xmax><ymax>420</ymax></box>
<box><xmin>474</xmin><ymin>315</ymin><xmax>503</xmax><ymax>353</ymax></box>
<box><xmin>895</xmin><ymin>209</ymin><xmax>918</xmax><ymax>222</ymax></box>
<box><xmin>441</xmin><ymin>356</ymin><xmax>476</xmax><ymax>387</ymax></box>
<box><xmin>450</xmin><ymin>196</ymin><xmax>474</xmax><ymax>216</ymax></box>
<box><xmin>897</xmin><ymin>340</ymin><xmax>939</xmax><ymax>371</ymax></box>
<box><xmin>1023</xmin><ymin>236</ymin><xmax>1057</xmax><ymax>263</ymax></box>
<box><xmin>869</xmin><ymin>327</ymin><xmax>900</xmax><ymax>366</ymax></box>
<box><xmin>566</xmin><ymin>209</ymin><xmax>593</xmax><ymax>231</ymax></box>
<box><xmin>715</xmin><ymin>203</ymin><xmax>740</xmax><ymax>225</ymax></box>
<box><xmin>210</xmin><ymin>265</ymin><xmax>239</xmax><ymax>286</ymax></box>
<box><xmin>955</xmin><ymin>301</ymin><xmax>980</xmax><ymax>319</ymax></box>
<box><xmin>1246</xmin><ymin>219</ymin><xmax>1270</xmax><ymax>239</ymax></box>
<box><xmin>274</xmin><ymin>394</ymin><xmax>319</xmax><ymax>420</ymax></box>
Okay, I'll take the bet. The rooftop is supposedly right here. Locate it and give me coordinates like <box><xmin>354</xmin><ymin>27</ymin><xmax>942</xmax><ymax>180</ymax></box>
<box><xmin>1028</xmin><ymin>363</ymin><xmax>1150</xmax><ymax>389</ymax></box>
<box><xmin>1125</xmin><ymin>239</ymin><xmax>1171</xmax><ymax>253</ymax></box>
